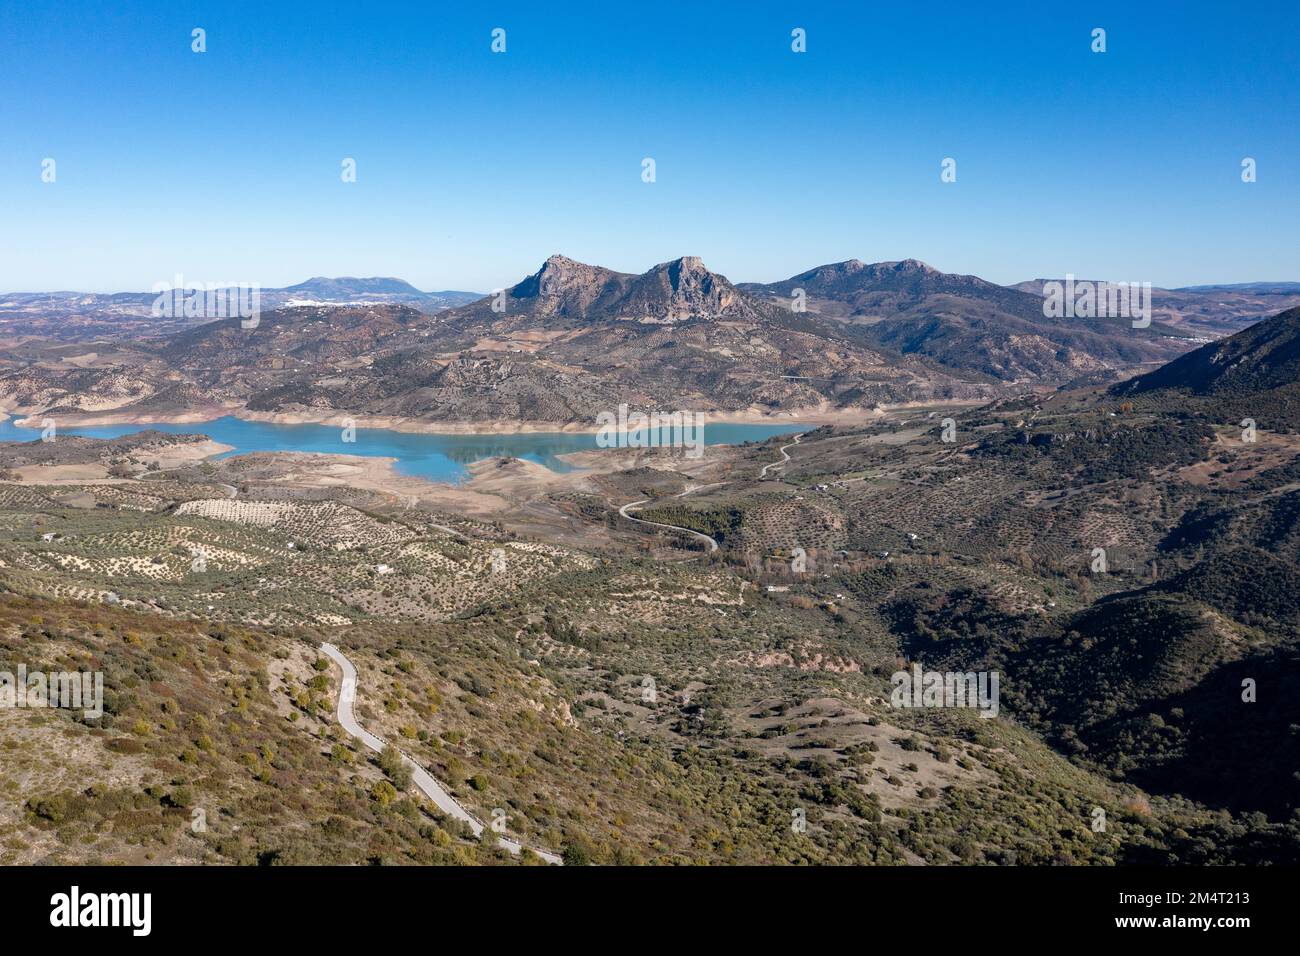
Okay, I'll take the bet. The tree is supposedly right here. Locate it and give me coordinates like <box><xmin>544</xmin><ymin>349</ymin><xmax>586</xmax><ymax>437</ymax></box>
<box><xmin>561</xmin><ymin>841</ymin><xmax>592</xmax><ymax>866</ymax></box>
<box><xmin>377</xmin><ymin>744</ymin><xmax>412</xmax><ymax>789</ymax></box>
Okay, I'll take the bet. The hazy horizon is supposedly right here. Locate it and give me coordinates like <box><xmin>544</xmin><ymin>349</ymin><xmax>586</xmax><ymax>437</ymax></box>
<box><xmin>4</xmin><ymin>255</ymin><xmax>1300</xmax><ymax>298</ymax></box>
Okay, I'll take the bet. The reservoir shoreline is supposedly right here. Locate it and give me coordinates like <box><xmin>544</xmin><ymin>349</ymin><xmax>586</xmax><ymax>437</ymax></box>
<box><xmin>0</xmin><ymin>413</ymin><xmax>817</xmax><ymax>485</ymax></box>
<box><xmin>2</xmin><ymin>403</ymin><xmax>888</xmax><ymax>435</ymax></box>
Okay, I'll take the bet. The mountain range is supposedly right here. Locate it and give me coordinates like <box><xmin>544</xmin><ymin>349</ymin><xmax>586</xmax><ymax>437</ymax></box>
<box><xmin>1</xmin><ymin>256</ymin><xmax>1296</xmax><ymax>428</ymax></box>
<box><xmin>0</xmin><ymin>279</ymin><xmax>481</xmax><ymax>342</ymax></box>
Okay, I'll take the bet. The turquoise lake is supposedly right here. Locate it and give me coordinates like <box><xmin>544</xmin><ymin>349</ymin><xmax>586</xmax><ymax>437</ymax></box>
<box><xmin>0</xmin><ymin>415</ymin><xmax>811</xmax><ymax>483</ymax></box>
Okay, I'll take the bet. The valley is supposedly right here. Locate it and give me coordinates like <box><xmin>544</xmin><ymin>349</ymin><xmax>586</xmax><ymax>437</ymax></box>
<box><xmin>3</xmin><ymin>269</ymin><xmax>1298</xmax><ymax>868</ymax></box>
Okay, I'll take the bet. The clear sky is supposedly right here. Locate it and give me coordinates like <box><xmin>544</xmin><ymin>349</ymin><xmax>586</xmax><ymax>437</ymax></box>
<box><xmin>1</xmin><ymin>0</ymin><xmax>1296</xmax><ymax>293</ymax></box>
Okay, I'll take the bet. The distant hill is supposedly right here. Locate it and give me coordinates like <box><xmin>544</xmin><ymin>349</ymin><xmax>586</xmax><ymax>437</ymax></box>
<box><xmin>0</xmin><ymin>278</ymin><xmax>482</xmax><ymax>342</ymax></box>
<box><xmin>276</xmin><ymin>277</ymin><xmax>480</xmax><ymax>311</ymax></box>
<box><xmin>744</xmin><ymin>259</ymin><xmax>1198</xmax><ymax>382</ymax></box>
<box><xmin>750</xmin><ymin>258</ymin><xmax>1018</xmax><ymax>306</ymax></box>
<box><xmin>1173</xmin><ymin>282</ymin><xmax>1300</xmax><ymax>294</ymax></box>
<box><xmin>1016</xmin><ymin>278</ymin><xmax>1300</xmax><ymax>337</ymax></box>
<box><xmin>282</xmin><ymin>276</ymin><xmax>426</xmax><ymax>296</ymax></box>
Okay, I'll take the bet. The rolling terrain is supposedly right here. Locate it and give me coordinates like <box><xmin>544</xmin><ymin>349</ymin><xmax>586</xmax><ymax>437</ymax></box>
<box><xmin>742</xmin><ymin>259</ymin><xmax>1201</xmax><ymax>382</ymax></box>
<box><xmin>4</xmin><ymin>300</ymin><xmax>1300</xmax><ymax>864</ymax></box>
<box><xmin>2</xmin><ymin>279</ymin><xmax>1299</xmax><ymax>867</ymax></box>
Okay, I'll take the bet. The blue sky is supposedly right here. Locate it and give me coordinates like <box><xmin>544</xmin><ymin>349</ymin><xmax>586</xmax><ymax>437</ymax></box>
<box><xmin>1</xmin><ymin>0</ymin><xmax>1296</xmax><ymax>292</ymax></box>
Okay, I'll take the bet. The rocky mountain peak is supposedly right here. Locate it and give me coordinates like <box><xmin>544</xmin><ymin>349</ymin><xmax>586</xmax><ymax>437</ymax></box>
<box><xmin>636</xmin><ymin>256</ymin><xmax>741</xmax><ymax>318</ymax></box>
<box><xmin>884</xmin><ymin>258</ymin><xmax>939</xmax><ymax>276</ymax></box>
<box><xmin>512</xmin><ymin>255</ymin><xmax>623</xmax><ymax>302</ymax></box>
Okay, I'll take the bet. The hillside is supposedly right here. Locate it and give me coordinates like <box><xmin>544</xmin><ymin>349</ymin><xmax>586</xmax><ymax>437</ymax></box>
<box><xmin>745</xmin><ymin>259</ymin><xmax>1200</xmax><ymax>381</ymax></box>
<box><xmin>4</xmin><ymin>419</ymin><xmax>1290</xmax><ymax>864</ymax></box>
<box><xmin>1114</xmin><ymin>305</ymin><xmax>1300</xmax><ymax>429</ymax></box>
<box><xmin>6</xmin><ymin>390</ymin><xmax>1300</xmax><ymax>863</ymax></box>
<box><xmin>1119</xmin><ymin>305</ymin><xmax>1300</xmax><ymax>395</ymax></box>
<box><xmin>587</xmin><ymin>382</ymin><xmax>1300</xmax><ymax>845</ymax></box>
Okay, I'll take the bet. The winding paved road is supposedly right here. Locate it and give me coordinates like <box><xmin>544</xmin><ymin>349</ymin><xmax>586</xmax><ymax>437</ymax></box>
<box><xmin>319</xmin><ymin>642</ymin><xmax>562</xmax><ymax>865</ymax></box>
<box><xmin>306</xmin><ymin>433</ymin><xmax>805</xmax><ymax>854</ymax></box>
<box><xmin>618</xmin><ymin>498</ymin><xmax>719</xmax><ymax>553</ymax></box>
<box><xmin>757</xmin><ymin>432</ymin><xmax>802</xmax><ymax>479</ymax></box>
<box><xmin>616</xmin><ymin>433</ymin><xmax>805</xmax><ymax>553</ymax></box>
